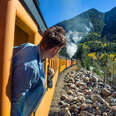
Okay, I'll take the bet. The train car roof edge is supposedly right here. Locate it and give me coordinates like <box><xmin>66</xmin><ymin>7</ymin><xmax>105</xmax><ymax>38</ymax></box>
<box><xmin>19</xmin><ymin>0</ymin><xmax>48</xmax><ymax>35</ymax></box>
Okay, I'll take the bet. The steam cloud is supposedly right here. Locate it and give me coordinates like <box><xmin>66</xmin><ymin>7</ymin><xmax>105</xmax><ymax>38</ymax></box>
<box><xmin>66</xmin><ymin>22</ymin><xmax>93</xmax><ymax>58</ymax></box>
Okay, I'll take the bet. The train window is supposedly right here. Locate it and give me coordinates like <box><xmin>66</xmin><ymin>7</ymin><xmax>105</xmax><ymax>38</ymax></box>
<box><xmin>14</xmin><ymin>16</ymin><xmax>35</xmax><ymax>46</ymax></box>
<box><xmin>14</xmin><ymin>25</ymin><xmax>29</xmax><ymax>46</ymax></box>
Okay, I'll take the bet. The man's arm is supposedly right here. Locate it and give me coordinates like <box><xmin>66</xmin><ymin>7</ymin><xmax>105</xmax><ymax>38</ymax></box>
<box><xmin>12</xmin><ymin>63</ymin><xmax>38</xmax><ymax>100</ymax></box>
<box><xmin>47</xmin><ymin>67</ymin><xmax>55</xmax><ymax>88</ymax></box>
<box><xmin>11</xmin><ymin>62</ymin><xmax>46</xmax><ymax>116</ymax></box>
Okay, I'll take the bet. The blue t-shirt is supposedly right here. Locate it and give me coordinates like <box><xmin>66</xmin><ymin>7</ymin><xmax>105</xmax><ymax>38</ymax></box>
<box><xmin>11</xmin><ymin>43</ymin><xmax>45</xmax><ymax>116</ymax></box>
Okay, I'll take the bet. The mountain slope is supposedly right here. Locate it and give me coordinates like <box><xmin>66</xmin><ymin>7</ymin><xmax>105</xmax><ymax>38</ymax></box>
<box><xmin>102</xmin><ymin>7</ymin><xmax>116</xmax><ymax>42</ymax></box>
<box><xmin>56</xmin><ymin>7</ymin><xmax>116</xmax><ymax>61</ymax></box>
<box><xmin>56</xmin><ymin>8</ymin><xmax>105</xmax><ymax>33</ymax></box>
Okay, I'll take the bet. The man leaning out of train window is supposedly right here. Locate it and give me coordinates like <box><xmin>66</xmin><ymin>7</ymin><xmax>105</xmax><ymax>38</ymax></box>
<box><xmin>11</xmin><ymin>26</ymin><xmax>67</xmax><ymax>116</ymax></box>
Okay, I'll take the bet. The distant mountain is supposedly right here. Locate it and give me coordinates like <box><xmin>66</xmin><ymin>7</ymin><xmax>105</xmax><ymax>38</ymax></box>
<box><xmin>56</xmin><ymin>8</ymin><xmax>105</xmax><ymax>33</ymax></box>
<box><xmin>56</xmin><ymin>7</ymin><xmax>116</xmax><ymax>58</ymax></box>
<box><xmin>56</xmin><ymin>7</ymin><xmax>116</xmax><ymax>78</ymax></box>
<box><xmin>102</xmin><ymin>7</ymin><xmax>116</xmax><ymax>41</ymax></box>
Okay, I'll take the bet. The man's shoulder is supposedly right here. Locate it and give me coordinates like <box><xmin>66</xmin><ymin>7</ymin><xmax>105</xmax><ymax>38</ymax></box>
<box><xmin>14</xmin><ymin>43</ymin><xmax>35</xmax><ymax>49</ymax></box>
<box><xmin>23</xmin><ymin>43</ymin><xmax>35</xmax><ymax>47</ymax></box>
<box><xmin>13</xmin><ymin>43</ymin><xmax>36</xmax><ymax>55</ymax></box>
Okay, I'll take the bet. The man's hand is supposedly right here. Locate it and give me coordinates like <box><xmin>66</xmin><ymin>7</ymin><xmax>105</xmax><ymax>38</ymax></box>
<box><xmin>47</xmin><ymin>67</ymin><xmax>55</xmax><ymax>88</ymax></box>
<box><xmin>48</xmin><ymin>67</ymin><xmax>55</xmax><ymax>79</ymax></box>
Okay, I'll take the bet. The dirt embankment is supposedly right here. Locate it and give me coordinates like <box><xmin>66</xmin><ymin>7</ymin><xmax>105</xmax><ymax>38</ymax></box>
<box><xmin>49</xmin><ymin>65</ymin><xmax>116</xmax><ymax>116</ymax></box>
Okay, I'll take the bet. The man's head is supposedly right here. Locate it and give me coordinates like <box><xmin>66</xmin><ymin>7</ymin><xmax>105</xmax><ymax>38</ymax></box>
<box><xmin>40</xmin><ymin>26</ymin><xmax>66</xmax><ymax>59</ymax></box>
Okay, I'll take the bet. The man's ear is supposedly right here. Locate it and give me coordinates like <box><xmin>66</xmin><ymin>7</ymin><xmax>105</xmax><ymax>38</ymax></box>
<box><xmin>51</xmin><ymin>46</ymin><xmax>59</xmax><ymax>53</ymax></box>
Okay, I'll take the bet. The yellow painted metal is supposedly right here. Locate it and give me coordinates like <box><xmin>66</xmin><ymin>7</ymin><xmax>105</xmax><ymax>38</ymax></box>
<box><xmin>66</xmin><ymin>59</ymin><xmax>71</xmax><ymax>67</ymax></box>
<box><xmin>71</xmin><ymin>60</ymin><xmax>77</xmax><ymax>65</ymax></box>
<box><xmin>44</xmin><ymin>58</ymin><xmax>49</xmax><ymax>88</ymax></box>
<box><xmin>35</xmin><ymin>70</ymin><xmax>59</xmax><ymax>116</ymax></box>
<box><xmin>34</xmin><ymin>32</ymin><xmax>42</xmax><ymax>45</ymax></box>
<box><xmin>0</xmin><ymin>0</ymin><xmax>16</xmax><ymax>116</ymax></box>
<box><xmin>0</xmin><ymin>0</ymin><xmax>42</xmax><ymax>115</ymax></box>
<box><xmin>16</xmin><ymin>0</ymin><xmax>38</xmax><ymax>33</ymax></box>
<box><xmin>59</xmin><ymin>58</ymin><xmax>67</xmax><ymax>72</ymax></box>
<box><xmin>0</xmin><ymin>0</ymin><xmax>74</xmax><ymax>116</ymax></box>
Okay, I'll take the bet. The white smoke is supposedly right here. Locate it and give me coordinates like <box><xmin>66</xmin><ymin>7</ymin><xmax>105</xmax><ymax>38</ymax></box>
<box><xmin>66</xmin><ymin>42</ymin><xmax>78</xmax><ymax>58</ymax></box>
<box><xmin>66</xmin><ymin>31</ymin><xmax>81</xmax><ymax>58</ymax></box>
<box><xmin>66</xmin><ymin>22</ymin><xmax>93</xmax><ymax>58</ymax></box>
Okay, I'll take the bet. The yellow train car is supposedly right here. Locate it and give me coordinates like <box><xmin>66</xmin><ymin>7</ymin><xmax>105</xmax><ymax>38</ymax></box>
<box><xmin>66</xmin><ymin>59</ymin><xmax>72</xmax><ymax>67</ymax></box>
<box><xmin>59</xmin><ymin>57</ymin><xmax>67</xmax><ymax>73</ymax></box>
<box><xmin>0</xmin><ymin>0</ymin><xmax>75</xmax><ymax>116</ymax></box>
<box><xmin>71</xmin><ymin>59</ymin><xmax>77</xmax><ymax>65</ymax></box>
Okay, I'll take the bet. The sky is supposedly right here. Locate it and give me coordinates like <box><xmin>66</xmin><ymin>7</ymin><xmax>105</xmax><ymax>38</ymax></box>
<box><xmin>39</xmin><ymin>0</ymin><xmax>116</xmax><ymax>27</ymax></box>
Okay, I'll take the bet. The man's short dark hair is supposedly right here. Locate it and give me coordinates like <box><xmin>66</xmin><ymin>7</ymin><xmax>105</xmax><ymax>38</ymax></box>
<box><xmin>40</xmin><ymin>26</ymin><xmax>66</xmax><ymax>50</ymax></box>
